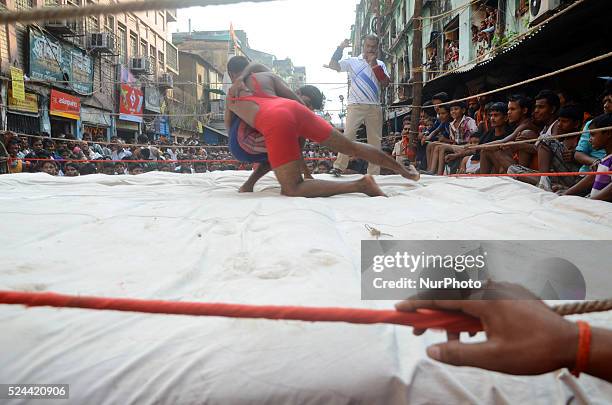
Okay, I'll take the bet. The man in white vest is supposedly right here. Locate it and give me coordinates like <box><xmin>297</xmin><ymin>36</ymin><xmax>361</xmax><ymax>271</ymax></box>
<box><xmin>328</xmin><ymin>35</ymin><xmax>390</xmax><ymax>175</ymax></box>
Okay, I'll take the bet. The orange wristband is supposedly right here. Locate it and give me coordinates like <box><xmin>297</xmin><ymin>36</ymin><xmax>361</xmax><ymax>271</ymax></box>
<box><xmin>571</xmin><ymin>321</ymin><xmax>591</xmax><ymax>377</ymax></box>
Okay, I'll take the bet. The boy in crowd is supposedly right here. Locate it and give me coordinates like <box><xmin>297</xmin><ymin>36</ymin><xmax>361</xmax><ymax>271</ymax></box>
<box><xmin>513</xmin><ymin>90</ymin><xmax>561</xmax><ymax>171</ymax></box>
<box><xmin>444</xmin><ymin>102</ymin><xmax>512</xmax><ymax>171</ymax></box>
<box><xmin>477</xmin><ymin>94</ymin><xmax>540</xmax><ymax>173</ymax></box>
<box><xmin>38</xmin><ymin>160</ymin><xmax>58</xmax><ymax>176</ymax></box>
<box><xmin>457</xmin><ymin>134</ymin><xmax>482</xmax><ymax>174</ymax></box>
<box><xmin>562</xmin><ymin>113</ymin><xmax>612</xmax><ymax>201</ymax></box>
<box><xmin>575</xmin><ymin>87</ymin><xmax>611</xmax><ymax>173</ymax></box>
<box><xmin>431</xmin><ymin>100</ymin><xmax>478</xmax><ymax>174</ymax></box>
<box><xmin>508</xmin><ymin>105</ymin><xmax>583</xmax><ymax>191</ymax></box>
<box><xmin>422</xmin><ymin>104</ymin><xmax>452</xmax><ymax>173</ymax></box>
<box><xmin>63</xmin><ymin>162</ymin><xmax>80</xmax><ymax>177</ymax></box>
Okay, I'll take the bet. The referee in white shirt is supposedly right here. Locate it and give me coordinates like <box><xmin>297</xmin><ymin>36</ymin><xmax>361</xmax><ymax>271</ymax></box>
<box><xmin>328</xmin><ymin>35</ymin><xmax>390</xmax><ymax>175</ymax></box>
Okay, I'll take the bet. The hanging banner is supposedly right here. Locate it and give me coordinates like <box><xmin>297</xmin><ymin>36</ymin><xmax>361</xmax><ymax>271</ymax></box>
<box><xmin>8</xmin><ymin>89</ymin><xmax>39</xmax><ymax>114</ymax></box>
<box><xmin>144</xmin><ymin>86</ymin><xmax>161</xmax><ymax>113</ymax></box>
<box><xmin>50</xmin><ymin>89</ymin><xmax>81</xmax><ymax>120</ymax></box>
<box><xmin>29</xmin><ymin>28</ymin><xmax>94</xmax><ymax>94</ymax></box>
<box><xmin>119</xmin><ymin>66</ymin><xmax>143</xmax><ymax>123</ymax></box>
<box><xmin>10</xmin><ymin>66</ymin><xmax>25</xmax><ymax>102</ymax></box>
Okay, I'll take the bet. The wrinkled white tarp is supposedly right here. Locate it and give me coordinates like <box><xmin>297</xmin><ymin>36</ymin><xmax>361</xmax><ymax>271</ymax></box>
<box><xmin>1</xmin><ymin>172</ymin><xmax>611</xmax><ymax>404</ymax></box>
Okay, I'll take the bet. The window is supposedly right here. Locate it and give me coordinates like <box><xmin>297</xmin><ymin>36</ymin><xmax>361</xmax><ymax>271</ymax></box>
<box><xmin>17</xmin><ymin>0</ymin><xmax>33</xmax><ymax>10</ymax></box>
<box><xmin>150</xmin><ymin>45</ymin><xmax>156</xmax><ymax>67</ymax></box>
<box><xmin>141</xmin><ymin>40</ymin><xmax>147</xmax><ymax>57</ymax></box>
<box><xmin>118</xmin><ymin>23</ymin><xmax>127</xmax><ymax>65</ymax></box>
<box><xmin>105</xmin><ymin>15</ymin><xmax>114</xmax><ymax>33</ymax></box>
<box><xmin>158</xmin><ymin>12</ymin><xmax>164</xmax><ymax>28</ymax></box>
<box><xmin>158</xmin><ymin>50</ymin><xmax>164</xmax><ymax>71</ymax></box>
<box><xmin>129</xmin><ymin>32</ymin><xmax>138</xmax><ymax>57</ymax></box>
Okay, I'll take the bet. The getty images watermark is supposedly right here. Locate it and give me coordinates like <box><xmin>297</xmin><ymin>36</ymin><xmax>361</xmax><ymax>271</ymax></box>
<box><xmin>361</xmin><ymin>241</ymin><xmax>611</xmax><ymax>300</ymax></box>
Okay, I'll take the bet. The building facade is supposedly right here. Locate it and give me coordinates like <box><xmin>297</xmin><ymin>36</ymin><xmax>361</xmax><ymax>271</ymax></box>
<box><xmin>0</xmin><ymin>0</ymin><xmax>179</xmax><ymax>142</ymax></box>
<box><xmin>352</xmin><ymin>0</ymin><xmax>594</xmax><ymax>110</ymax></box>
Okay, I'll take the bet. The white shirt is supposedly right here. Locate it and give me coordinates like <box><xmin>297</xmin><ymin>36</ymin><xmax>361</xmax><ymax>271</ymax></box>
<box><xmin>339</xmin><ymin>55</ymin><xmax>388</xmax><ymax>105</ymax></box>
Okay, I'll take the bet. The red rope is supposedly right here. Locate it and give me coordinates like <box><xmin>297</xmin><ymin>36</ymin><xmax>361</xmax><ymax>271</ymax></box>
<box><xmin>0</xmin><ymin>290</ymin><xmax>482</xmax><ymax>334</ymax></box>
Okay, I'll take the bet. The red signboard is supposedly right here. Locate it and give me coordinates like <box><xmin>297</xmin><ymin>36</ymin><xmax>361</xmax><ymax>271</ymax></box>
<box><xmin>50</xmin><ymin>89</ymin><xmax>81</xmax><ymax>120</ymax></box>
<box><xmin>119</xmin><ymin>67</ymin><xmax>143</xmax><ymax>123</ymax></box>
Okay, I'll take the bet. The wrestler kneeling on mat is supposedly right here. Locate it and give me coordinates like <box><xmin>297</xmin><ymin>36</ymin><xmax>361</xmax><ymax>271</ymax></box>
<box><xmin>226</xmin><ymin>56</ymin><xmax>420</xmax><ymax>198</ymax></box>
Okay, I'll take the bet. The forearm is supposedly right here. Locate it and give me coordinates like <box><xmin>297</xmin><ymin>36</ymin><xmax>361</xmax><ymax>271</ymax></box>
<box><xmin>565</xmin><ymin>175</ymin><xmax>594</xmax><ymax>196</ymax></box>
<box><xmin>238</xmin><ymin>63</ymin><xmax>269</xmax><ymax>80</ymax></box>
<box><xmin>574</xmin><ymin>151</ymin><xmax>596</xmax><ymax>166</ymax></box>
<box><xmin>591</xmin><ymin>183</ymin><xmax>612</xmax><ymax>201</ymax></box>
<box><xmin>585</xmin><ymin>327</ymin><xmax>612</xmax><ymax>383</ymax></box>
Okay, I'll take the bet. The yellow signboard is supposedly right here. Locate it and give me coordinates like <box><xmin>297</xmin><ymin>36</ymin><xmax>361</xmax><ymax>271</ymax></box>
<box><xmin>8</xmin><ymin>89</ymin><xmax>38</xmax><ymax>114</ymax></box>
<box><xmin>10</xmin><ymin>66</ymin><xmax>25</xmax><ymax>102</ymax></box>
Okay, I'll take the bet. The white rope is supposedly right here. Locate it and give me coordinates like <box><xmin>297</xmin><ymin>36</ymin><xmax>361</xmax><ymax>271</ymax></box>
<box><xmin>0</xmin><ymin>0</ymin><xmax>285</xmax><ymax>25</ymax></box>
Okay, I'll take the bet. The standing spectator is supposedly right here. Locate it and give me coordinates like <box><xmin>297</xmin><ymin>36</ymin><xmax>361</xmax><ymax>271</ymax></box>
<box><xmin>329</xmin><ymin>35</ymin><xmax>390</xmax><ymax>176</ymax></box>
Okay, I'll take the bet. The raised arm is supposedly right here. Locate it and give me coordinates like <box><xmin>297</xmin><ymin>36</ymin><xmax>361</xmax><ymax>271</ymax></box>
<box><xmin>328</xmin><ymin>39</ymin><xmax>350</xmax><ymax>72</ymax></box>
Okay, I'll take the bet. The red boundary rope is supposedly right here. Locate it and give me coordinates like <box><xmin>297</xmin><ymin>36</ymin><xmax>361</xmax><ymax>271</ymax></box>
<box><xmin>0</xmin><ymin>290</ymin><xmax>482</xmax><ymax>334</ymax></box>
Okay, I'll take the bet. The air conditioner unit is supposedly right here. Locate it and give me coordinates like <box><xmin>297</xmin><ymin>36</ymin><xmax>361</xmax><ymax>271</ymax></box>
<box><xmin>158</xmin><ymin>73</ymin><xmax>174</xmax><ymax>90</ymax></box>
<box><xmin>529</xmin><ymin>0</ymin><xmax>561</xmax><ymax>25</ymax></box>
<box><xmin>44</xmin><ymin>19</ymin><xmax>78</xmax><ymax>36</ymax></box>
<box><xmin>87</xmin><ymin>32</ymin><xmax>114</xmax><ymax>53</ymax></box>
<box><xmin>130</xmin><ymin>57</ymin><xmax>151</xmax><ymax>74</ymax></box>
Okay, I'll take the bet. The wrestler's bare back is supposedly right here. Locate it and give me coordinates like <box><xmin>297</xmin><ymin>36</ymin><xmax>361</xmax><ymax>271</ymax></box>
<box><xmin>228</xmin><ymin>72</ymin><xmax>279</xmax><ymax>128</ymax></box>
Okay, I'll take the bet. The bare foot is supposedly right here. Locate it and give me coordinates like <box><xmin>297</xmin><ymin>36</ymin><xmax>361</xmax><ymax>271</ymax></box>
<box><xmin>239</xmin><ymin>183</ymin><xmax>254</xmax><ymax>193</ymax></box>
<box><xmin>360</xmin><ymin>175</ymin><xmax>387</xmax><ymax>197</ymax></box>
<box><xmin>401</xmin><ymin>165</ymin><xmax>420</xmax><ymax>181</ymax></box>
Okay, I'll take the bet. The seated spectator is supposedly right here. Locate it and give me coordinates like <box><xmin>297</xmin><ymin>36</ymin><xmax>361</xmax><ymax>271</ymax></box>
<box><xmin>432</xmin><ymin>101</ymin><xmax>478</xmax><ymax>174</ymax></box>
<box><xmin>478</xmin><ymin>95</ymin><xmax>540</xmax><ymax>173</ymax></box>
<box><xmin>43</xmin><ymin>138</ymin><xmax>56</xmax><ymax>155</ymax></box>
<box><xmin>79</xmin><ymin>162</ymin><xmax>97</xmax><ymax>175</ymax></box>
<box><xmin>6</xmin><ymin>138</ymin><xmax>25</xmax><ymax>174</ymax></box>
<box><xmin>159</xmin><ymin>163</ymin><xmax>175</xmax><ymax>172</ymax></box>
<box><xmin>38</xmin><ymin>159</ymin><xmax>58</xmax><ymax>176</ymax></box>
<box><xmin>575</xmin><ymin>86</ymin><xmax>611</xmax><ymax>173</ymax></box>
<box><xmin>193</xmin><ymin>162</ymin><xmax>208</xmax><ymax>173</ymax></box>
<box><xmin>508</xmin><ymin>105</ymin><xmax>583</xmax><ymax>191</ymax></box>
<box><xmin>115</xmin><ymin>162</ymin><xmax>126</xmax><ymax>175</ymax></box>
<box><xmin>110</xmin><ymin>140</ymin><xmax>132</xmax><ymax>161</ymax></box>
<box><xmin>101</xmin><ymin>162</ymin><xmax>115</xmax><ymax>175</ymax></box>
<box><xmin>563</xmin><ymin>113</ymin><xmax>612</xmax><ymax>201</ymax></box>
<box><xmin>457</xmin><ymin>134</ymin><xmax>481</xmax><ymax>174</ymax></box>
<box><xmin>423</xmin><ymin>104</ymin><xmax>452</xmax><ymax>173</ymax></box>
<box><xmin>63</xmin><ymin>162</ymin><xmax>80</xmax><ymax>177</ymax></box>
<box><xmin>128</xmin><ymin>163</ymin><xmax>145</xmax><ymax>175</ymax></box>
<box><xmin>445</xmin><ymin>102</ymin><xmax>512</xmax><ymax>172</ymax></box>
<box><xmin>316</xmin><ymin>160</ymin><xmax>331</xmax><ymax>174</ymax></box>
<box><xmin>512</xmin><ymin>90</ymin><xmax>561</xmax><ymax>169</ymax></box>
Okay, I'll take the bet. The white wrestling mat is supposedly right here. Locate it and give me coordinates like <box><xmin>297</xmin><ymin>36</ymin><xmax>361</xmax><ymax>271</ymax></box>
<box><xmin>1</xmin><ymin>171</ymin><xmax>611</xmax><ymax>404</ymax></box>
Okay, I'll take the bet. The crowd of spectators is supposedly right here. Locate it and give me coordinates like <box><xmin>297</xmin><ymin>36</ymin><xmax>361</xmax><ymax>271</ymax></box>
<box><xmin>382</xmin><ymin>82</ymin><xmax>612</xmax><ymax>202</ymax></box>
<box><xmin>0</xmin><ymin>133</ymin><xmax>248</xmax><ymax>176</ymax></box>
